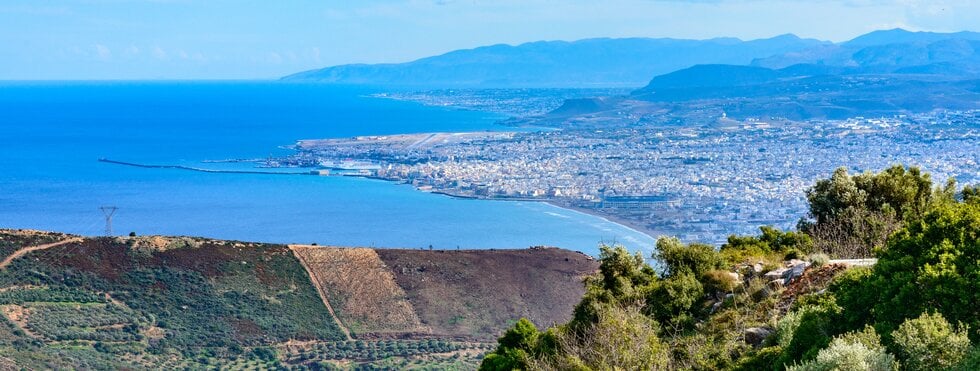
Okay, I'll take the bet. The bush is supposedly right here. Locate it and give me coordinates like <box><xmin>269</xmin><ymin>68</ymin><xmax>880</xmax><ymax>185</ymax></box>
<box><xmin>786</xmin><ymin>337</ymin><xmax>897</xmax><ymax>371</ymax></box>
<box><xmin>654</xmin><ymin>237</ymin><xmax>724</xmax><ymax>278</ymax></box>
<box><xmin>826</xmin><ymin>267</ymin><xmax>873</xmax><ymax>329</ymax></box>
<box><xmin>771</xmin><ymin>310</ymin><xmax>804</xmax><ymax>348</ymax></box>
<box><xmin>537</xmin><ymin>306</ymin><xmax>668</xmax><ymax>370</ymax></box>
<box><xmin>807</xmin><ymin>253</ymin><xmax>829</xmax><ymax>268</ymax></box>
<box><xmin>721</xmin><ymin>226</ymin><xmax>814</xmax><ymax>263</ymax></box>
<box><xmin>646</xmin><ymin>271</ymin><xmax>703</xmax><ymax>329</ymax></box>
<box><xmin>805</xmin><ymin>165</ymin><xmax>933</xmax><ymax>224</ymax></box>
<box><xmin>779</xmin><ymin>297</ymin><xmax>845</xmax><ymax>365</ymax></box>
<box><xmin>480</xmin><ymin>318</ymin><xmax>539</xmax><ymax>371</ymax></box>
<box><xmin>702</xmin><ymin>269</ymin><xmax>738</xmax><ymax>295</ymax></box>
<box><xmin>736</xmin><ymin>346</ymin><xmax>783</xmax><ymax>371</ymax></box>
<box><xmin>952</xmin><ymin>346</ymin><xmax>980</xmax><ymax>371</ymax></box>
<box><xmin>891</xmin><ymin>312</ymin><xmax>971</xmax><ymax>371</ymax></box>
<box><xmin>802</xmin><ymin>165</ymin><xmax>934</xmax><ymax>258</ymax></box>
<box><xmin>835</xmin><ymin>326</ymin><xmax>884</xmax><ymax>353</ymax></box>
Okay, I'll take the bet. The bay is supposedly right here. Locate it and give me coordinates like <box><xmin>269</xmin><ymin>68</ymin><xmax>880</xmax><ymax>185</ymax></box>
<box><xmin>0</xmin><ymin>81</ymin><xmax>656</xmax><ymax>255</ymax></box>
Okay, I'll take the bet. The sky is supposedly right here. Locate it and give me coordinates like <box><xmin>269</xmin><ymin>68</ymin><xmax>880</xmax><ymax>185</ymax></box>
<box><xmin>1</xmin><ymin>0</ymin><xmax>978</xmax><ymax>80</ymax></box>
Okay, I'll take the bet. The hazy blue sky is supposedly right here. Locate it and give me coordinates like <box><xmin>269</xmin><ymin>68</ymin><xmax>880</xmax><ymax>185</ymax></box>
<box><xmin>2</xmin><ymin>0</ymin><xmax>978</xmax><ymax>79</ymax></box>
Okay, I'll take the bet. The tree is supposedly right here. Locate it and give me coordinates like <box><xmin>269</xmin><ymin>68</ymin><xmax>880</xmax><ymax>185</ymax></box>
<box><xmin>803</xmin><ymin>165</ymin><xmax>937</xmax><ymax>258</ymax></box>
<box><xmin>805</xmin><ymin>167</ymin><xmax>868</xmax><ymax>225</ymax></box>
<box><xmin>570</xmin><ymin>244</ymin><xmax>657</xmax><ymax>329</ymax></box>
<box><xmin>654</xmin><ymin>237</ymin><xmax>724</xmax><ymax>278</ymax></box>
<box><xmin>833</xmin><ymin>201</ymin><xmax>980</xmax><ymax>341</ymax></box>
<box><xmin>480</xmin><ymin>318</ymin><xmax>539</xmax><ymax>371</ymax></box>
<box><xmin>962</xmin><ymin>184</ymin><xmax>980</xmax><ymax>204</ymax></box>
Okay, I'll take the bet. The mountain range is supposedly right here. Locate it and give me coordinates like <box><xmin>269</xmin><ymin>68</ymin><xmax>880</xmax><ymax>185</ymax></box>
<box><xmin>283</xmin><ymin>35</ymin><xmax>827</xmax><ymax>87</ymax></box>
<box><xmin>625</xmin><ymin>29</ymin><xmax>980</xmax><ymax>119</ymax></box>
<box><xmin>284</xmin><ymin>29</ymin><xmax>980</xmax><ymax>88</ymax></box>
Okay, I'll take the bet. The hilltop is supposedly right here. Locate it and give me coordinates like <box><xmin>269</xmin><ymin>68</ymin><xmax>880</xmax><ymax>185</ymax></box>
<box><xmin>0</xmin><ymin>229</ymin><xmax>596</xmax><ymax>369</ymax></box>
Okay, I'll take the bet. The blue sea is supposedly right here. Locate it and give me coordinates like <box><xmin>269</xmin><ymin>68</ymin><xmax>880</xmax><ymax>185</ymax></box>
<box><xmin>0</xmin><ymin>81</ymin><xmax>656</xmax><ymax>255</ymax></box>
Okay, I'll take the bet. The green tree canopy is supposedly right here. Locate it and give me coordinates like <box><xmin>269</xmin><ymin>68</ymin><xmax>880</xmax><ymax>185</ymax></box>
<box><xmin>834</xmin><ymin>201</ymin><xmax>980</xmax><ymax>341</ymax></box>
<box><xmin>805</xmin><ymin>165</ymin><xmax>934</xmax><ymax>225</ymax></box>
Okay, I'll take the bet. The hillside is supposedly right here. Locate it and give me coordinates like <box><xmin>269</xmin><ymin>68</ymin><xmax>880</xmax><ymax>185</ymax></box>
<box><xmin>0</xmin><ymin>229</ymin><xmax>596</xmax><ymax>369</ymax></box>
<box><xmin>283</xmin><ymin>35</ymin><xmax>826</xmax><ymax>87</ymax></box>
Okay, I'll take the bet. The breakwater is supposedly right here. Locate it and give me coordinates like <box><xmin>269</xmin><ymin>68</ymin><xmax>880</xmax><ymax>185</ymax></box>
<box><xmin>98</xmin><ymin>158</ymin><xmax>314</xmax><ymax>176</ymax></box>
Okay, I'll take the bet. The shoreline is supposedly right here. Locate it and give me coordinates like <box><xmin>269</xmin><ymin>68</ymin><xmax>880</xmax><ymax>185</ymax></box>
<box><xmin>405</xmin><ymin>183</ymin><xmax>661</xmax><ymax>248</ymax></box>
<box><xmin>543</xmin><ymin>201</ymin><xmax>661</xmax><ymax>244</ymax></box>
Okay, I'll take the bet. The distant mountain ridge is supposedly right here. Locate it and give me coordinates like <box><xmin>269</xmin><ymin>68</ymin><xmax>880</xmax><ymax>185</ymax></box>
<box><xmin>752</xmin><ymin>29</ymin><xmax>980</xmax><ymax>75</ymax></box>
<box><xmin>622</xmin><ymin>29</ymin><xmax>980</xmax><ymax>120</ymax></box>
<box><xmin>283</xmin><ymin>35</ymin><xmax>828</xmax><ymax>87</ymax></box>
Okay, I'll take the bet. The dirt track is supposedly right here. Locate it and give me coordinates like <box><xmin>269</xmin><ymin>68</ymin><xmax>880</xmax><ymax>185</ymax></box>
<box><xmin>0</xmin><ymin>238</ymin><xmax>82</xmax><ymax>269</ymax></box>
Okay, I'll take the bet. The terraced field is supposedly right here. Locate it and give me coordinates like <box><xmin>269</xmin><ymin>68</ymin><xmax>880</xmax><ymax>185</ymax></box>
<box><xmin>290</xmin><ymin>245</ymin><xmax>427</xmax><ymax>337</ymax></box>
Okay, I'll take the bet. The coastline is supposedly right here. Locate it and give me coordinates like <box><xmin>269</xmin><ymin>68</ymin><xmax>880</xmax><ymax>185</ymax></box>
<box><xmin>411</xmin><ymin>184</ymin><xmax>661</xmax><ymax>250</ymax></box>
<box><xmin>543</xmin><ymin>201</ymin><xmax>661</xmax><ymax>243</ymax></box>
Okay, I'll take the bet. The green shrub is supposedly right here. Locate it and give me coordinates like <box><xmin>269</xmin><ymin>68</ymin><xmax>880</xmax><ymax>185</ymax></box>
<box><xmin>891</xmin><ymin>312</ymin><xmax>971</xmax><ymax>371</ymax></box>
<box><xmin>827</xmin><ymin>267</ymin><xmax>873</xmax><ymax>329</ymax></box>
<box><xmin>480</xmin><ymin>318</ymin><xmax>539</xmax><ymax>371</ymax></box>
<box><xmin>736</xmin><ymin>346</ymin><xmax>783</xmax><ymax>371</ymax></box>
<box><xmin>646</xmin><ymin>271</ymin><xmax>703</xmax><ymax>328</ymax></box>
<box><xmin>786</xmin><ymin>337</ymin><xmax>898</xmax><ymax>371</ymax></box>
<box><xmin>835</xmin><ymin>326</ymin><xmax>884</xmax><ymax>353</ymax></box>
<box><xmin>952</xmin><ymin>346</ymin><xmax>980</xmax><ymax>371</ymax></box>
<box><xmin>807</xmin><ymin>253</ymin><xmax>830</xmax><ymax>267</ymax></box>
<box><xmin>772</xmin><ymin>310</ymin><xmax>804</xmax><ymax>348</ymax></box>
<box><xmin>548</xmin><ymin>305</ymin><xmax>668</xmax><ymax>371</ymax></box>
<box><xmin>721</xmin><ymin>226</ymin><xmax>813</xmax><ymax>264</ymax></box>
<box><xmin>779</xmin><ymin>297</ymin><xmax>845</xmax><ymax>365</ymax></box>
<box><xmin>805</xmin><ymin>165</ymin><xmax>933</xmax><ymax>224</ymax></box>
<box><xmin>655</xmin><ymin>237</ymin><xmax>724</xmax><ymax>278</ymax></box>
<box><xmin>960</xmin><ymin>185</ymin><xmax>979</xmax><ymax>204</ymax></box>
<box><xmin>702</xmin><ymin>269</ymin><xmax>738</xmax><ymax>295</ymax></box>
<box><xmin>783</xmin><ymin>249</ymin><xmax>802</xmax><ymax>260</ymax></box>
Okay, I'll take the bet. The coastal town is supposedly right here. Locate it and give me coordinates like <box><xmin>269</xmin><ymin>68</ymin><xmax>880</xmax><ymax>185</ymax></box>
<box><xmin>275</xmin><ymin>107</ymin><xmax>980</xmax><ymax>244</ymax></box>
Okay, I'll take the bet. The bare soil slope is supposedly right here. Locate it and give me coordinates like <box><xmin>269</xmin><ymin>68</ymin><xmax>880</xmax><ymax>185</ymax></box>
<box><xmin>376</xmin><ymin>247</ymin><xmax>597</xmax><ymax>340</ymax></box>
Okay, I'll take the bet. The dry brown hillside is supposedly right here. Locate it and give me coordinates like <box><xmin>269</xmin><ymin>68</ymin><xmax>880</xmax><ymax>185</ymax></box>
<box><xmin>375</xmin><ymin>247</ymin><xmax>597</xmax><ymax>340</ymax></box>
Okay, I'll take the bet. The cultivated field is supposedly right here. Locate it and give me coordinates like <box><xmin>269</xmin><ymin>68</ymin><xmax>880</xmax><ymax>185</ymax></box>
<box><xmin>290</xmin><ymin>245</ymin><xmax>427</xmax><ymax>337</ymax></box>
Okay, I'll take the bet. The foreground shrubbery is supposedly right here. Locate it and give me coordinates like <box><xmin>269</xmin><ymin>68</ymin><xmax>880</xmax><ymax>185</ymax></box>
<box><xmin>483</xmin><ymin>165</ymin><xmax>979</xmax><ymax>370</ymax></box>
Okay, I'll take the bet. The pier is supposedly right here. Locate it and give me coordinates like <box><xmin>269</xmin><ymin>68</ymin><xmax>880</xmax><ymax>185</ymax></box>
<box><xmin>98</xmin><ymin>158</ymin><xmax>316</xmax><ymax>176</ymax></box>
